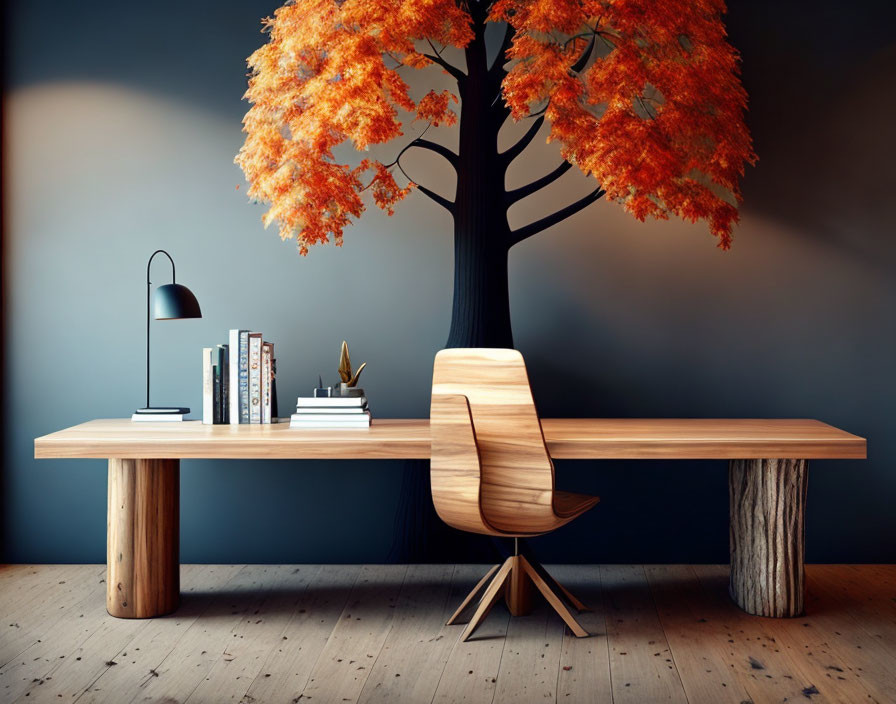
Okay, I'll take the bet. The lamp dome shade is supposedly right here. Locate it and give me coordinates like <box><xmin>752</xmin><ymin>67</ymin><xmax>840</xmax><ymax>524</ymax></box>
<box><xmin>153</xmin><ymin>283</ymin><xmax>202</xmax><ymax>320</ymax></box>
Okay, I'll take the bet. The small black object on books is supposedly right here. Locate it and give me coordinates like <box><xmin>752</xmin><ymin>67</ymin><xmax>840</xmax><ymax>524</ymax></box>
<box><xmin>313</xmin><ymin>375</ymin><xmax>332</xmax><ymax>398</ymax></box>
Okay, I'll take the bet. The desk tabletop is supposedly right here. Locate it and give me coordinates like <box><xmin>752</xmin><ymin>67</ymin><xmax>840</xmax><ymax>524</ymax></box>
<box><xmin>34</xmin><ymin>418</ymin><xmax>866</xmax><ymax>460</ymax></box>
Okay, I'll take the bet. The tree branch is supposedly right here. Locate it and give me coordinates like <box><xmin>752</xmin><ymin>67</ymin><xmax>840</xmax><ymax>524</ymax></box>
<box><xmin>488</xmin><ymin>23</ymin><xmax>515</xmax><ymax>77</ymax></box>
<box><xmin>415</xmin><ymin>184</ymin><xmax>455</xmax><ymax>214</ymax></box>
<box><xmin>422</xmin><ymin>50</ymin><xmax>467</xmax><ymax>83</ymax></box>
<box><xmin>505</xmin><ymin>161</ymin><xmax>573</xmax><ymax>206</ymax></box>
<box><xmin>393</xmin><ymin>154</ymin><xmax>455</xmax><ymax>215</ymax></box>
<box><xmin>387</xmin><ymin>128</ymin><xmax>457</xmax><ymax>171</ymax></box>
<box><xmin>499</xmin><ymin>116</ymin><xmax>544</xmax><ymax>166</ymax></box>
<box><xmin>570</xmin><ymin>33</ymin><xmax>596</xmax><ymax>73</ymax></box>
<box><xmin>507</xmin><ymin>186</ymin><xmax>604</xmax><ymax>246</ymax></box>
<box><xmin>410</xmin><ymin>139</ymin><xmax>459</xmax><ymax>168</ymax></box>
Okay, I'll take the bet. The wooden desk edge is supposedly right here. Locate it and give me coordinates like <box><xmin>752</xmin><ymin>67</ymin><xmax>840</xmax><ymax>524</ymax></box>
<box><xmin>34</xmin><ymin>419</ymin><xmax>867</xmax><ymax>461</ymax></box>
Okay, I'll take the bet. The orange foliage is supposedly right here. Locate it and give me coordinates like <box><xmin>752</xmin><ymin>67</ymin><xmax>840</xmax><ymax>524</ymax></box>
<box><xmin>237</xmin><ymin>0</ymin><xmax>755</xmax><ymax>252</ymax></box>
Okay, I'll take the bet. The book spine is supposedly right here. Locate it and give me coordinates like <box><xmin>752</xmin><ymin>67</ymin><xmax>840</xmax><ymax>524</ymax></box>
<box><xmin>239</xmin><ymin>331</ymin><xmax>250</xmax><ymax>423</ymax></box>
<box><xmin>228</xmin><ymin>330</ymin><xmax>241</xmax><ymax>425</ymax></box>
<box><xmin>202</xmin><ymin>347</ymin><xmax>214</xmax><ymax>425</ymax></box>
<box><xmin>262</xmin><ymin>342</ymin><xmax>273</xmax><ymax>424</ymax></box>
<box><xmin>249</xmin><ymin>333</ymin><xmax>263</xmax><ymax>423</ymax></box>
<box><xmin>217</xmin><ymin>345</ymin><xmax>228</xmax><ymax>424</ymax></box>
<box><xmin>213</xmin><ymin>362</ymin><xmax>222</xmax><ymax>424</ymax></box>
<box><xmin>271</xmin><ymin>358</ymin><xmax>278</xmax><ymax>419</ymax></box>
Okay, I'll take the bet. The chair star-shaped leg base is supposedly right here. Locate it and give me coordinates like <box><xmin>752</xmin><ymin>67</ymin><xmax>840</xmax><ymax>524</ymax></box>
<box><xmin>447</xmin><ymin>555</ymin><xmax>590</xmax><ymax>641</ymax></box>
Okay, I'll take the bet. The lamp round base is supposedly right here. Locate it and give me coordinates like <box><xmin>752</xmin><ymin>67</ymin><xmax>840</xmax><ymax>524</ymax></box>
<box><xmin>134</xmin><ymin>407</ymin><xmax>190</xmax><ymax>414</ymax></box>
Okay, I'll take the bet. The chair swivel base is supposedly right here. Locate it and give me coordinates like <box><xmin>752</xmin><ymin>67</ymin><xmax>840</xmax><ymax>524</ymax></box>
<box><xmin>447</xmin><ymin>554</ymin><xmax>590</xmax><ymax>641</ymax></box>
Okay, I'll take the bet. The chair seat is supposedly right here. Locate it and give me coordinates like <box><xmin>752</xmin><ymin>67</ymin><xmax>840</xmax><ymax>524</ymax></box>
<box><xmin>553</xmin><ymin>490</ymin><xmax>600</xmax><ymax>519</ymax></box>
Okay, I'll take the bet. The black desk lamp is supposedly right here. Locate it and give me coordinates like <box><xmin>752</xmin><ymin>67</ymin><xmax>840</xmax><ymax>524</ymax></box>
<box><xmin>134</xmin><ymin>249</ymin><xmax>202</xmax><ymax>417</ymax></box>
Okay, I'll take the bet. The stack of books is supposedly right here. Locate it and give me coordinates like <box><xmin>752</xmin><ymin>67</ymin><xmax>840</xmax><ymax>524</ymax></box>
<box><xmin>203</xmin><ymin>329</ymin><xmax>277</xmax><ymax>424</ymax></box>
<box><xmin>290</xmin><ymin>395</ymin><xmax>371</xmax><ymax>429</ymax></box>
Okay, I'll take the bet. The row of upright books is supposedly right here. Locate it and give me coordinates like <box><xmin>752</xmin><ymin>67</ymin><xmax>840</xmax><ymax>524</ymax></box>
<box><xmin>202</xmin><ymin>329</ymin><xmax>277</xmax><ymax>424</ymax></box>
<box><xmin>290</xmin><ymin>395</ymin><xmax>371</xmax><ymax>428</ymax></box>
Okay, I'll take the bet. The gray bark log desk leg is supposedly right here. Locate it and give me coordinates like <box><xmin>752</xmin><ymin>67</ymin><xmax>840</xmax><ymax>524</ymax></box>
<box><xmin>106</xmin><ymin>458</ymin><xmax>180</xmax><ymax>618</ymax></box>
<box><xmin>729</xmin><ymin>458</ymin><xmax>808</xmax><ymax>618</ymax></box>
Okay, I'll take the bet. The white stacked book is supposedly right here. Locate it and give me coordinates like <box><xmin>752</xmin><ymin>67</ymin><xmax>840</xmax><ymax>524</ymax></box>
<box><xmin>290</xmin><ymin>396</ymin><xmax>371</xmax><ymax>429</ymax></box>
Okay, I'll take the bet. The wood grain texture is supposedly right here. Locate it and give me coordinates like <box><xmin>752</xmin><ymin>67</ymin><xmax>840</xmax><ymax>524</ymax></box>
<box><xmin>298</xmin><ymin>565</ymin><xmax>408</xmax><ymax>703</ymax></box>
<box><xmin>125</xmin><ymin>565</ymin><xmax>282</xmax><ymax>704</ymax></box>
<box><xmin>433</xmin><ymin>571</ymin><xmax>511</xmax><ymax>704</ymax></box>
<box><xmin>551</xmin><ymin>565</ymin><xmax>613</xmax><ymax>704</ymax></box>
<box><xmin>429</xmin><ymin>395</ymin><xmax>493</xmax><ymax>535</ymax></box>
<box><xmin>600</xmin><ymin>565</ymin><xmax>688</xmax><ymax>704</ymax></box>
<box><xmin>460</xmin><ymin>559</ymin><xmax>514</xmax><ymax>642</ymax></box>
<box><xmin>3</xmin><ymin>565</ymin><xmax>896</xmax><ymax>704</ymax></box>
<box><xmin>243</xmin><ymin>564</ymin><xmax>362</xmax><ymax>704</ymax></box>
<box><xmin>34</xmin><ymin>417</ymin><xmax>867</xmax><ymax>460</ymax></box>
<box><xmin>431</xmin><ymin>348</ymin><xmax>598</xmax><ymax>536</ymax></box>
<box><xmin>430</xmin><ymin>349</ymin><xmax>595</xmax><ymax>637</ymax></box>
<box><xmin>491</xmin><ymin>597</ymin><xmax>566</xmax><ymax>704</ymax></box>
<box><xmin>521</xmin><ymin>556</ymin><xmax>588</xmax><ymax>638</ymax></box>
<box><xmin>810</xmin><ymin>564</ymin><xmax>896</xmax><ymax>644</ymax></box>
<box><xmin>450</xmin><ymin>556</ymin><xmax>590</xmax><ymax>640</ymax></box>
<box><xmin>541</xmin><ymin>418</ymin><xmax>866</xmax><ymax>459</ymax></box>
<box><xmin>107</xmin><ymin>459</ymin><xmax>179</xmax><ymax>618</ymax></box>
<box><xmin>693</xmin><ymin>564</ymin><xmax>886</xmax><ymax>703</ymax></box>
<box><xmin>505</xmin><ymin>555</ymin><xmax>533</xmax><ymax>616</ymax></box>
<box><xmin>78</xmin><ymin>565</ymin><xmax>245</xmax><ymax>704</ymax></box>
<box><xmin>357</xmin><ymin>564</ymin><xmax>459</xmax><ymax>704</ymax></box>
<box><xmin>729</xmin><ymin>458</ymin><xmax>807</xmax><ymax>617</ymax></box>
<box><xmin>0</xmin><ymin>565</ymin><xmax>106</xmax><ymax>671</ymax></box>
<box><xmin>1</xmin><ymin>567</ymin><xmax>130</xmax><ymax>702</ymax></box>
<box><xmin>182</xmin><ymin>565</ymin><xmax>318</xmax><ymax>703</ymax></box>
<box><xmin>432</xmin><ymin>348</ymin><xmax>559</xmax><ymax>535</ymax></box>
<box><xmin>12</xmin><ymin>595</ymin><xmax>149</xmax><ymax>702</ymax></box>
<box><xmin>445</xmin><ymin>564</ymin><xmax>499</xmax><ymax>626</ymax></box>
<box><xmin>645</xmin><ymin>565</ymin><xmax>753</xmax><ymax>703</ymax></box>
<box><xmin>35</xmin><ymin>419</ymin><xmax>432</xmax><ymax>460</ymax></box>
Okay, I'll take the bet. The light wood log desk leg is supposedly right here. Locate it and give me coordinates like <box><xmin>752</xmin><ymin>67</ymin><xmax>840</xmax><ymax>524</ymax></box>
<box><xmin>729</xmin><ymin>458</ymin><xmax>808</xmax><ymax>618</ymax></box>
<box><xmin>107</xmin><ymin>458</ymin><xmax>180</xmax><ymax>618</ymax></box>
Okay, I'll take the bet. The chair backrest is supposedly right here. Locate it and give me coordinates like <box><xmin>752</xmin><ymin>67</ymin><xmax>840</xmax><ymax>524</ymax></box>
<box><xmin>431</xmin><ymin>348</ymin><xmax>557</xmax><ymax>535</ymax></box>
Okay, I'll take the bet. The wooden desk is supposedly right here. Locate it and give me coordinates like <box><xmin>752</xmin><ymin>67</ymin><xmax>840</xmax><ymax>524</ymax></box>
<box><xmin>35</xmin><ymin>418</ymin><xmax>865</xmax><ymax>620</ymax></box>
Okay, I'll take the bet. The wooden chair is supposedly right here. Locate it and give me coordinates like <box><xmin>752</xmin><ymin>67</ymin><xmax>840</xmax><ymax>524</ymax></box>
<box><xmin>431</xmin><ymin>348</ymin><xmax>600</xmax><ymax>640</ymax></box>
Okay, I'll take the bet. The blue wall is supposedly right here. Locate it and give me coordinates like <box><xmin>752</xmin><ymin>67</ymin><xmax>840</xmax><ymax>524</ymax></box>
<box><xmin>4</xmin><ymin>0</ymin><xmax>895</xmax><ymax>563</ymax></box>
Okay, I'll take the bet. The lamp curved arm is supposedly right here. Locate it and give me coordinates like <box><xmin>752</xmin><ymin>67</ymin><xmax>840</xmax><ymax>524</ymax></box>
<box><xmin>147</xmin><ymin>249</ymin><xmax>176</xmax><ymax>285</ymax></box>
<box><xmin>145</xmin><ymin>249</ymin><xmax>175</xmax><ymax>409</ymax></box>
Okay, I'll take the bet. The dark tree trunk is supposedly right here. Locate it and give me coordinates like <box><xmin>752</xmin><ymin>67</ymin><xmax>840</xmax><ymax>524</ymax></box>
<box><xmin>390</xmin><ymin>10</ymin><xmax>515</xmax><ymax>564</ymax></box>
<box><xmin>390</xmin><ymin>7</ymin><xmax>605</xmax><ymax>562</ymax></box>
<box><xmin>447</xmin><ymin>220</ymin><xmax>512</xmax><ymax>348</ymax></box>
<box><xmin>445</xmin><ymin>6</ymin><xmax>513</xmax><ymax>350</ymax></box>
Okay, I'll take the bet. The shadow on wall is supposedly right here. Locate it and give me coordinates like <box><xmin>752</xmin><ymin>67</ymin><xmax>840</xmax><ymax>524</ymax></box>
<box><xmin>740</xmin><ymin>45</ymin><xmax>896</xmax><ymax>270</ymax></box>
<box><xmin>511</xmin><ymin>205</ymin><xmax>895</xmax><ymax>562</ymax></box>
<box><xmin>4</xmin><ymin>52</ymin><xmax>896</xmax><ymax>563</ymax></box>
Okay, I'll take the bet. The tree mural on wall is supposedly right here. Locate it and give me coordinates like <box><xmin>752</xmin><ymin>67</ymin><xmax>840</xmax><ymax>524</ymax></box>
<box><xmin>237</xmin><ymin>0</ymin><xmax>755</xmax><ymax>349</ymax></box>
<box><xmin>236</xmin><ymin>0</ymin><xmax>756</xmax><ymax>560</ymax></box>
<box><xmin>236</xmin><ymin>0</ymin><xmax>755</xmax><ymax>561</ymax></box>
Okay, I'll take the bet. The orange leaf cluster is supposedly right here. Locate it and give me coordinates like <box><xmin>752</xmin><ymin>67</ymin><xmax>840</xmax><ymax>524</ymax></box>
<box><xmin>493</xmin><ymin>0</ymin><xmax>756</xmax><ymax>247</ymax></box>
<box><xmin>238</xmin><ymin>0</ymin><xmax>755</xmax><ymax>252</ymax></box>
<box><xmin>235</xmin><ymin>0</ymin><xmax>470</xmax><ymax>253</ymax></box>
<box><xmin>416</xmin><ymin>89</ymin><xmax>459</xmax><ymax>126</ymax></box>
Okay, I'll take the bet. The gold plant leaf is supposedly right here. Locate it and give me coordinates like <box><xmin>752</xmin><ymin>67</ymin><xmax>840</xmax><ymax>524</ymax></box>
<box><xmin>348</xmin><ymin>361</ymin><xmax>367</xmax><ymax>387</ymax></box>
<box><xmin>338</xmin><ymin>340</ymin><xmax>352</xmax><ymax>383</ymax></box>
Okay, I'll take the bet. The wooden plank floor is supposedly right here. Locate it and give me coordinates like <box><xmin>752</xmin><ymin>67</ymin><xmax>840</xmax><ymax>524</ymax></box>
<box><xmin>1</xmin><ymin>565</ymin><xmax>894</xmax><ymax>703</ymax></box>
